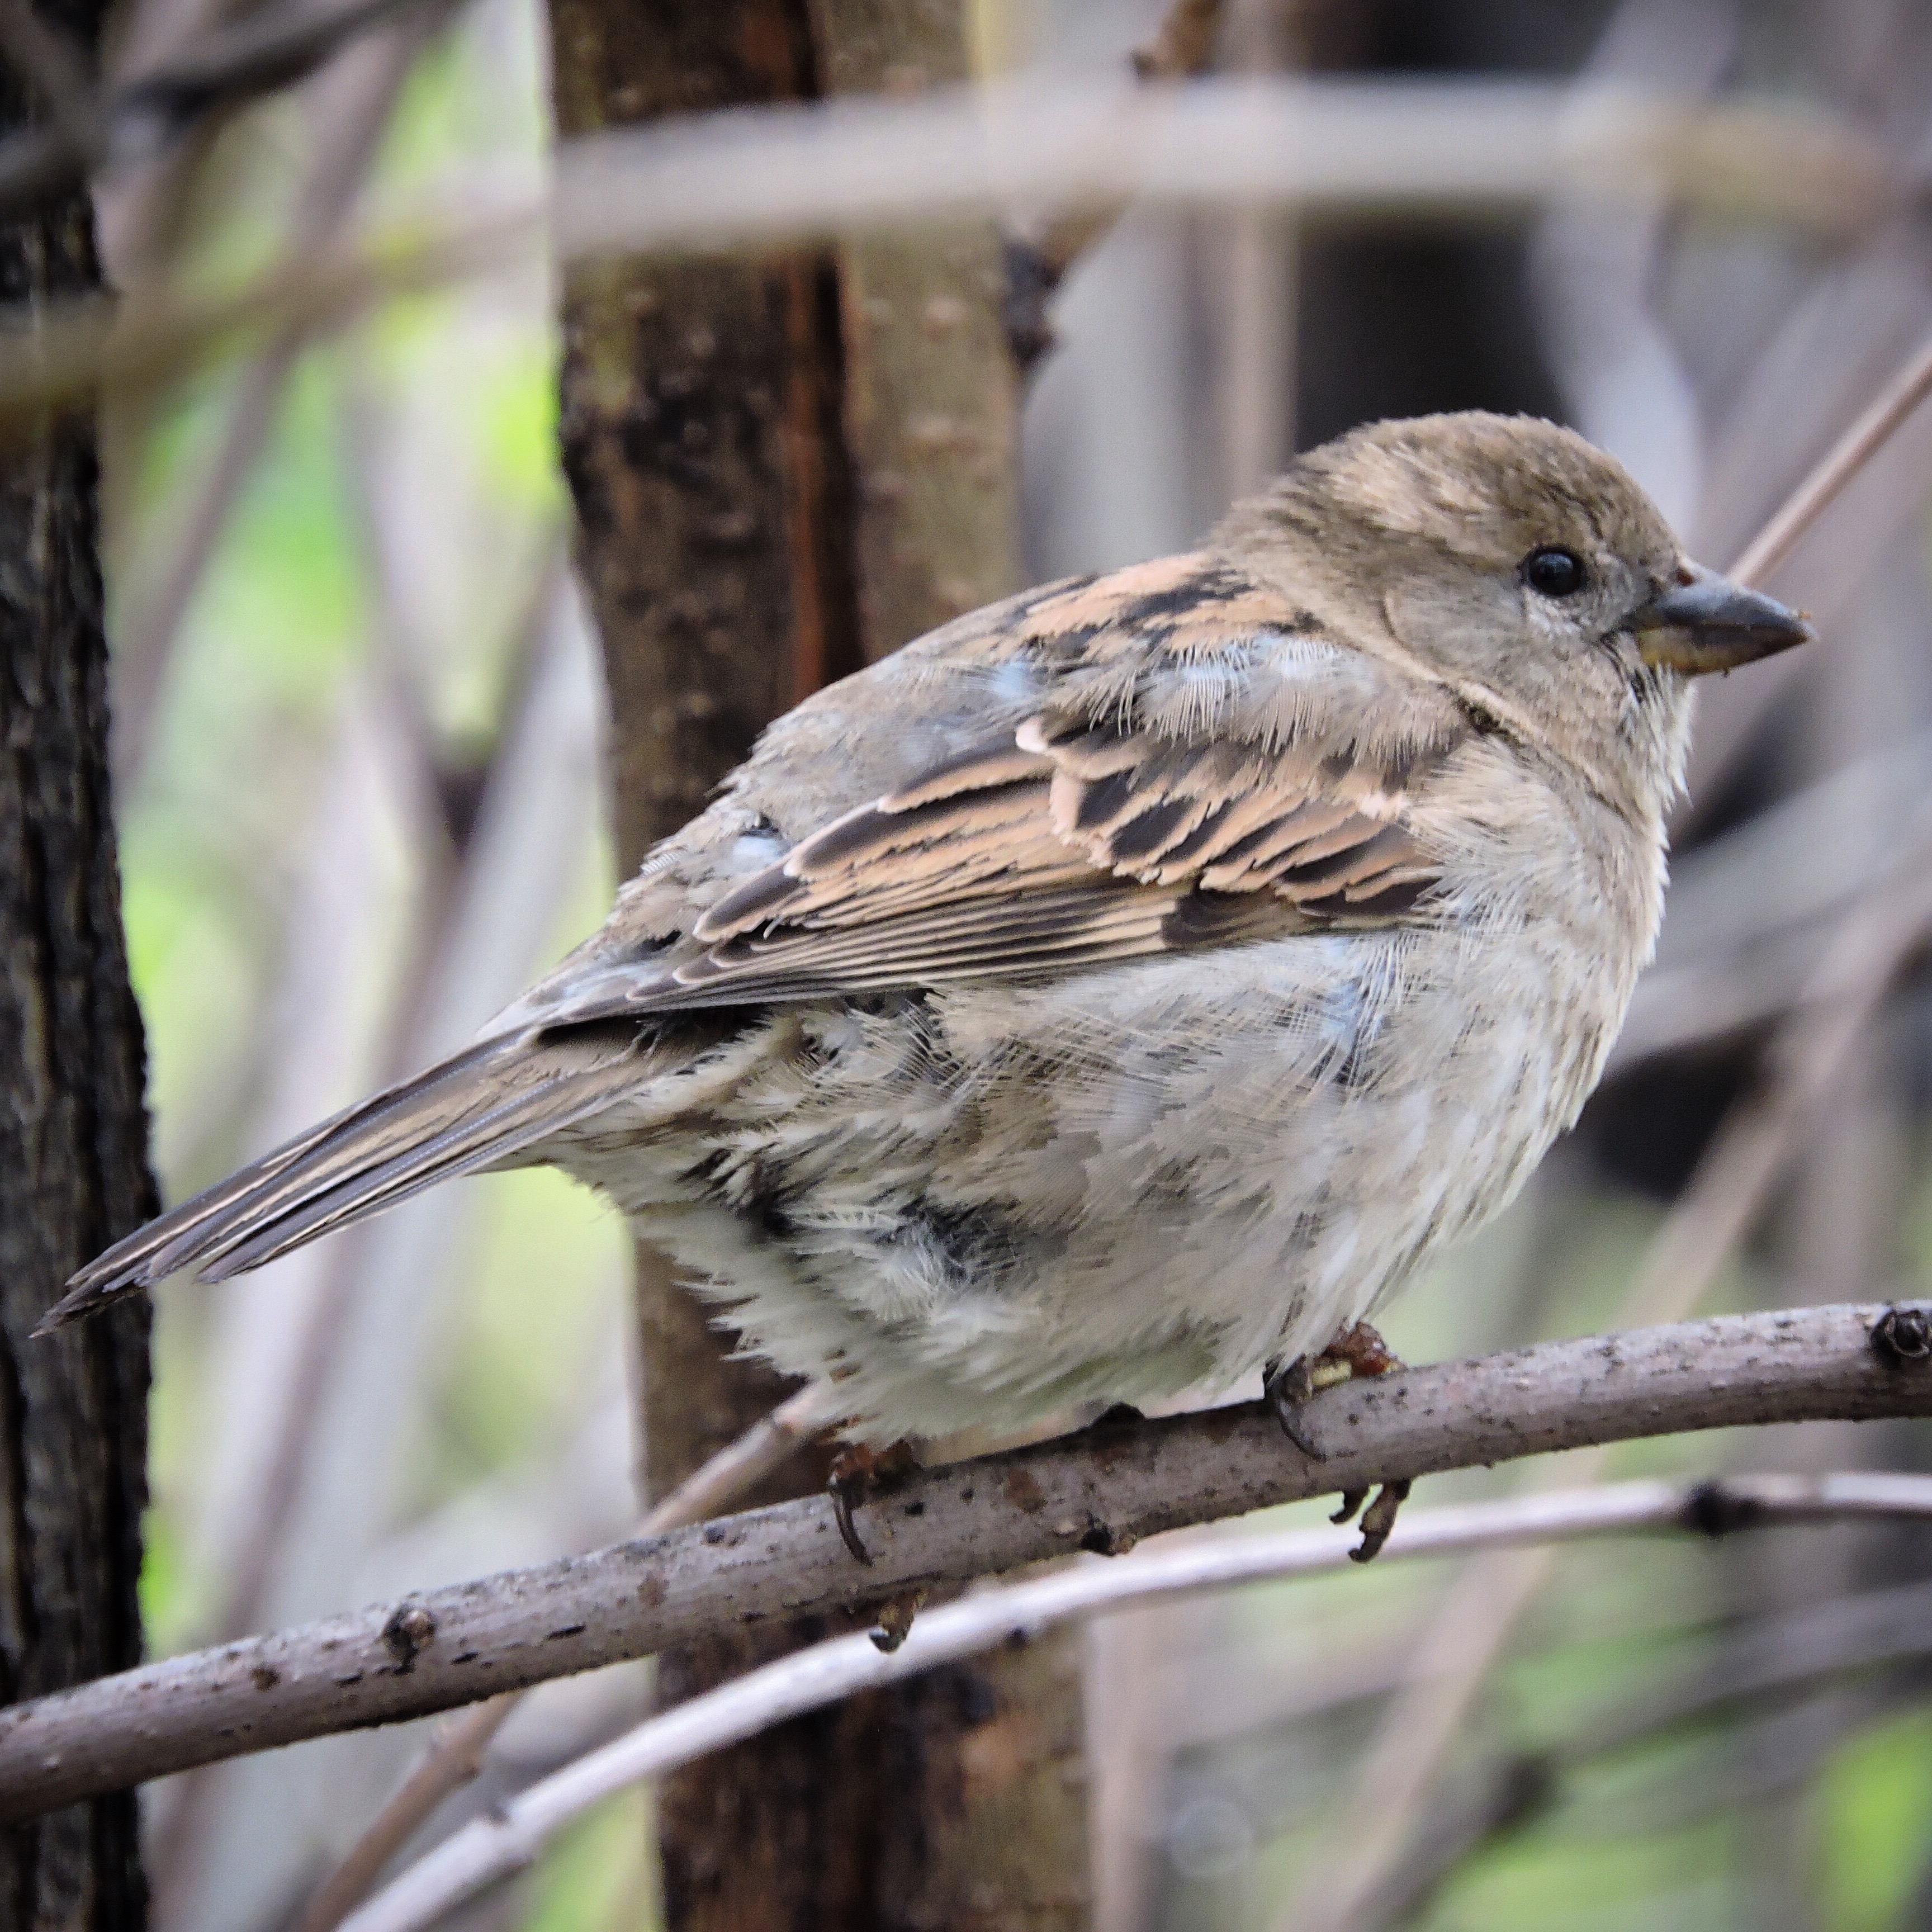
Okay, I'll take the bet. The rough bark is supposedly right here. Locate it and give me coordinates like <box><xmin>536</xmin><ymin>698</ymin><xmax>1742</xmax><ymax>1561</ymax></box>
<box><xmin>0</xmin><ymin>3</ymin><xmax>157</xmax><ymax>1925</ymax></box>
<box><xmin>808</xmin><ymin>0</ymin><xmax>1019</xmax><ymax>665</ymax></box>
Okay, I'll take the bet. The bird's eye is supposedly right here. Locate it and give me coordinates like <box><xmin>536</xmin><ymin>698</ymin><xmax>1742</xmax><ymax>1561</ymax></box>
<box><xmin>1522</xmin><ymin>548</ymin><xmax>1588</xmax><ymax>598</ymax></box>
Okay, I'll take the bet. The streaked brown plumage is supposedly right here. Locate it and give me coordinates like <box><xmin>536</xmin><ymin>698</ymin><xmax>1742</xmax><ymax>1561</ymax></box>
<box><xmin>47</xmin><ymin>414</ymin><xmax>1809</xmax><ymax>1443</ymax></box>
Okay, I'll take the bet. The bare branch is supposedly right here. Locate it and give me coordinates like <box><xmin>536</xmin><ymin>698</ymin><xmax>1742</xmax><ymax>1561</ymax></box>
<box><xmin>0</xmin><ymin>1303</ymin><xmax>1928</xmax><ymax>1821</ymax></box>
<box><xmin>342</xmin><ymin>1470</ymin><xmax>1932</xmax><ymax>1932</ymax></box>
<box><xmin>1727</xmin><ymin>326</ymin><xmax>1932</xmax><ymax>588</ymax></box>
<box><xmin>287</xmin><ymin>1384</ymin><xmax>835</xmax><ymax>1932</ymax></box>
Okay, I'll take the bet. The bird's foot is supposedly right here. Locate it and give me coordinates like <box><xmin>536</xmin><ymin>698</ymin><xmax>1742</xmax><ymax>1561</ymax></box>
<box><xmin>1329</xmin><ymin>1476</ymin><xmax>1412</xmax><ymax>1562</ymax></box>
<box><xmin>1265</xmin><ymin>1321</ymin><xmax>1409</xmax><ymax>1562</ymax></box>
<box><xmin>827</xmin><ymin>1440</ymin><xmax>919</xmax><ymax>1565</ymax></box>
<box><xmin>1265</xmin><ymin>1320</ymin><xmax>1403</xmax><ymax>1457</ymax></box>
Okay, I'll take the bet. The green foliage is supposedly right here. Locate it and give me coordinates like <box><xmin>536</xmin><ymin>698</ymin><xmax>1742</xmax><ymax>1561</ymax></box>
<box><xmin>520</xmin><ymin>1793</ymin><xmax>655</xmax><ymax>1932</ymax></box>
<box><xmin>1816</xmin><ymin>1707</ymin><xmax>1932</xmax><ymax>1932</ymax></box>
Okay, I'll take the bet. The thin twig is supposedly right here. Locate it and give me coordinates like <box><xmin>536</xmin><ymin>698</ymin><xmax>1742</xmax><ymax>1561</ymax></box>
<box><xmin>1</xmin><ymin>1301</ymin><xmax>1928</xmax><ymax>1819</ymax></box>
<box><xmin>338</xmin><ymin>1471</ymin><xmax>1932</xmax><ymax>1932</ymax></box>
<box><xmin>287</xmin><ymin>1383</ymin><xmax>835</xmax><ymax>1932</ymax></box>
<box><xmin>1726</xmin><ymin>327</ymin><xmax>1932</xmax><ymax>589</ymax></box>
<box><xmin>1003</xmin><ymin>0</ymin><xmax>1228</xmax><ymax>369</ymax></box>
<box><xmin>110</xmin><ymin>0</ymin><xmax>461</xmax><ymax>787</ymax></box>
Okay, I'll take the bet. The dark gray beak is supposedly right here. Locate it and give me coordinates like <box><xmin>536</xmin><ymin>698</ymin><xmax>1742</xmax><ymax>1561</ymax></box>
<box><xmin>1630</xmin><ymin>563</ymin><xmax>1814</xmax><ymax>675</ymax></box>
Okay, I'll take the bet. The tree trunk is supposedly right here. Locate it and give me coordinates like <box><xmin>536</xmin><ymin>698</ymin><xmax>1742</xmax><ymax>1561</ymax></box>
<box><xmin>0</xmin><ymin>6</ymin><xmax>158</xmax><ymax>1925</ymax></box>
<box><xmin>552</xmin><ymin>6</ymin><xmax>883</xmax><ymax>1928</ymax></box>
<box><xmin>551</xmin><ymin>2</ymin><xmax>1091</xmax><ymax>1926</ymax></box>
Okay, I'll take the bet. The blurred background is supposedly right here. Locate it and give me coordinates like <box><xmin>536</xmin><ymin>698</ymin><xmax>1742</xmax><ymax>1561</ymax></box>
<box><xmin>84</xmin><ymin>0</ymin><xmax>1932</xmax><ymax>1925</ymax></box>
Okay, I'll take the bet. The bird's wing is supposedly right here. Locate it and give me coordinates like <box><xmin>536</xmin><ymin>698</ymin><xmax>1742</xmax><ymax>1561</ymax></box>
<box><xmin>524</xmin><ymin>559</ymin><xmax>1465</xmax><ymax>1023</ymax></box>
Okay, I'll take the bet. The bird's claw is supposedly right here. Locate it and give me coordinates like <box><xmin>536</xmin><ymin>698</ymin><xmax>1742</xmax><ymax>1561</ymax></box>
<box><xmin>827</xmin><ymin>1447</ymin><xmax>877</xmax><ymax>1565</ymax></box>
<box><xmin>826</xmin><ymin>1440</ymin><xmax>918</xmax><ymax>1567</ymax></box>
<box><xmin>1348</xmin><ymin>1480</ymin><xmax>1412</xmax><ymax>1563</ymax></box>
<box><xmin>1266</xmin><ymin>1324</ymin><xmax>1410</xmax><ymax>1555</ymax></box>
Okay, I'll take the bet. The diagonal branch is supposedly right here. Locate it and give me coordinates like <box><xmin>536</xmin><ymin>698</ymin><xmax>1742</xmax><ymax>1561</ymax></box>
<box><xmin>0</xmin><ymin>1301</ymin><xmax>1928</xmax><ymax>1822</ymax></box>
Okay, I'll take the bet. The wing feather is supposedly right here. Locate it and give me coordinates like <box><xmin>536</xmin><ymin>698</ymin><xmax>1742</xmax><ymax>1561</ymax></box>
<box><xmin>589</xmin><ymin>695</ymin><xmax>1453</xmax><ymax>1017</ymax></box>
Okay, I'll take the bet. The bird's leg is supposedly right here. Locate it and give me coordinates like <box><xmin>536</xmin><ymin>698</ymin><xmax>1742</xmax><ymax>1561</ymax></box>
<box><xmin>826</xmin><ymin>1439</ymin><xmax>919</xmax><ymax>1565</ymax></box>
<box><xmin>1265</xmin><ymin>1320</ymin><xmax>1411</xmax><ymax>1561</ymax></box>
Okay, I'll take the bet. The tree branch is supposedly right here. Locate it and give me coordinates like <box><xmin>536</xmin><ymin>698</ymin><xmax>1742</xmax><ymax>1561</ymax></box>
<box><xmin>1</xmin><ymin>1301</ymin><xmax>1928</xmax><ymax>1821</ymax></box>
<box><xmin>339</xmin><ymin>1467</ymin><xmax>1932</xmax><ymax>1932</ymax></box>
<box><xmin>287</xmin><ymin>1382</ymin><xmax>835</xmax><ymax>1932</ymax></box>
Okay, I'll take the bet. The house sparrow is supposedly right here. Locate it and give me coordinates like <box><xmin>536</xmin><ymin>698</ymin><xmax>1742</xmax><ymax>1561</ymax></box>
<box><xmin>49</xmin><ymin>414</ymin><xmax>1807</xmax><ymax>1475</ymax></box>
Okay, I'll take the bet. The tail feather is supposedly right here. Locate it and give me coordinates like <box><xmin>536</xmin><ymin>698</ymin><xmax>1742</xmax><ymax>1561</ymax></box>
<box><xmin>39</xmin><ymin>1023</ymin><xmax>651</xmax><ymax>1334</ymax></box>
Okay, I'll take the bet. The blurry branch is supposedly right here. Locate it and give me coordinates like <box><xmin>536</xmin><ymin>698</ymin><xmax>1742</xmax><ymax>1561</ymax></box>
<box><xmin>1360</xmin><ymin>1572</ymin><xmax>1932</xmax><ymax>1928</ymax></box>
<box><xmin>110</xmin><ymin>0</ymin><xmax>461</xmax><ymax>787</ymax></box>
<box><xmin>143</xmin><ymin>527</ymin><xmax>567</xmax><ymax>1921</ymax></box>
<box><xmin>1</xmin><ymin>1303</ymin><xmax>1930</xmax><ymax>1819</ymax></box>
<box><xmin>0</xmin><ymin>75</ymin><xmax>1898</xmax><ymax>438</ymax></box>
<box><xmin>288</xmin><ymin>1384</ymin><xmax>835</xmax><ymax>1932</ymax></box>
<box><xmin>547</xmin><ymin>76</ymin><xmax>1892</xmax><ymax>261</ymax></box>
<box><xmin>1131</xmin><ymin>0</ymin><xmax>1225</xmax><ymax>79</ymax></box>
<box><xmin>0</xmin><ymin>190</ymin><xmax>522</xmax><ymax>430</ymax></box>
<box><xmin>1002</xmin><ymin>0</ymin><xmax>1227</xmax><ymax>370</ymax></box>
<box><xmin>1281</xmin><ymin>317</ymin><xmax>1932</xmax><ymax>1932</ymax></box>
<box><xmin>0</xmin><ymin>0</ymin><xmax>442</xmax><ymax>218</ymax></box>
<box><xmin>1726</xmin><ymin>326</ymin><xmax>1932</xmax><ymax>588</ymax></box>
<box><xmin>342</xmin><ymin>1470</ymin><xmax>1932</xmax><ymax>1932</ymax></box>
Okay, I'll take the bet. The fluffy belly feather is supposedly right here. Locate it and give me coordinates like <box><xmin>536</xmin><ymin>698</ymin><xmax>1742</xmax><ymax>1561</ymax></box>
<box><xmin>553</xmin><ymin>918</ymin><xmax>1627</xmax><ymax>1443</ymax></box>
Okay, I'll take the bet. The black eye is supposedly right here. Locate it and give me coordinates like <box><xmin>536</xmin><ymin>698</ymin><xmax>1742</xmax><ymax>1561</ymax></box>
<box><xmin>1522</xmin><ymin>547</ymin><xmax>1588</xmax><ymax>598</ymax></box>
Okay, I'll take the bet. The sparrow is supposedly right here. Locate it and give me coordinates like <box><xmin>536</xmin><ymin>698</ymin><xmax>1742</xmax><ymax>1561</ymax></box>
<box><xmin>49</xmin><ymin>414</ymin><xmax>1808</xmax><ymax>1476</ymax></box>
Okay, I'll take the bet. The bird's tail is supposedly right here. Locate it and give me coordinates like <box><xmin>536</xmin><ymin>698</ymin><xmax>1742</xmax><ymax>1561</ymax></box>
<box><xmin>40</xmin><ymin>1021</ymin><xmax>656</xmax><ymax>1334</ymax></box>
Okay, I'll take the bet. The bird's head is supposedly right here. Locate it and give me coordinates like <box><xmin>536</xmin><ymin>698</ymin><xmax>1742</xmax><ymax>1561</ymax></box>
<box><xmin>1223</xmin><ymin>411</ymin><xmax>1811</xmax><ymax>821</ymax></box>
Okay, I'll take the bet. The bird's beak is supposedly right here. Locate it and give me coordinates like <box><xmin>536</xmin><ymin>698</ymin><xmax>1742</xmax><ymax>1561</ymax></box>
<box><xmin>1630</xmin><ymin>564</ymin><xmax>1814</xmax><ymax>675</ymax></box>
